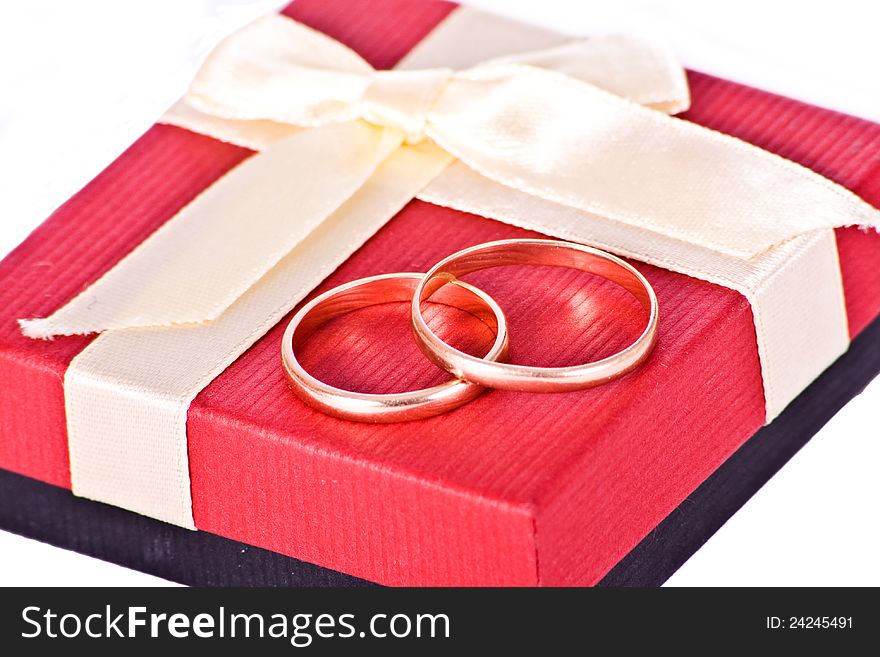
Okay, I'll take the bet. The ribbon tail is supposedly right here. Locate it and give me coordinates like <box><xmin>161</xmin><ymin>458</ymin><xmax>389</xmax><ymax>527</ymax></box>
<box><xmin>21</xmin><ymin>122</ymin><xmax>403</xmax><ymax>339</ymax></box>
<box><xmin>426</xmin><ymin>65</ymin><xmax>880</xmax><ymax>259</ymax></box>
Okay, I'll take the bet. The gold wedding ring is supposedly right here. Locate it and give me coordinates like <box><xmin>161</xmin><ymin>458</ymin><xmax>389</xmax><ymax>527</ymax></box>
<box><xmin>411</xmin><ymin>239</ymin><xmax>659</xmax><ymax>392</ymax></box>
<box><xmin>281</xmin><ymin>272</ymin><xmax>509</xmax><ymax>422</ymax></box>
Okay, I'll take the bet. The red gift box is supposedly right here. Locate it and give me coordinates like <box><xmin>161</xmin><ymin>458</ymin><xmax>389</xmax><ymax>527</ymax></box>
<box><xmin>1</xmin><ymin>0</ymin><xmax>879</xmax><ymax>586</ymax></box>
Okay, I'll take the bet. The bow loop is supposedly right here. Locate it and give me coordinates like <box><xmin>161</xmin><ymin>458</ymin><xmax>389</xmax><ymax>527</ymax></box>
<box><xmin>361</xmin><ymin>68</ymin><xmax>453</xmax><ymax>143</ymax></box>
<box><xmin>183</xmin><ymin>15</ymin><xmax>374</xmax><ymax>127</ymax></box>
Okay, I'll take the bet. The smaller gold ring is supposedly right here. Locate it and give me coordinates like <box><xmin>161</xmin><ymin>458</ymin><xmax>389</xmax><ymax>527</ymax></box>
<box><xmin>281</xmin><ymin>272</ymin><xmax>509</xmax><ymax>422</ymax></box>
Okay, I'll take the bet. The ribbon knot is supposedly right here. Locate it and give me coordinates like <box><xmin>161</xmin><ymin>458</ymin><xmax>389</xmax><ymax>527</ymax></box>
<box><xmin>362</xmin><ymin>68</ymin><xmax>453</xmax><ymax>144</ymax></box>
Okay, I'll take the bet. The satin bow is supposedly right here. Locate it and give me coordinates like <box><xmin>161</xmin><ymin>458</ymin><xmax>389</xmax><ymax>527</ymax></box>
<box><xmin>22</xmin><ymin>14</ymin><xmax>879</xmax><ymax>338</ymax></box>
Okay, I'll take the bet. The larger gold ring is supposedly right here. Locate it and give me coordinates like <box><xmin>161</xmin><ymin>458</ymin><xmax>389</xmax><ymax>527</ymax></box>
<box><xmin>410</xmin><ymin>239</ymin><xmax>659</xmax><ymax>392</ymax></box>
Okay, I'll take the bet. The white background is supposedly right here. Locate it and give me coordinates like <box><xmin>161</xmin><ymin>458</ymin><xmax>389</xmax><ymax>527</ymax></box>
<box><xmin>0</xmin><ymin>0</ymin><xmax>877</xmax><ymax>586</ymax></box>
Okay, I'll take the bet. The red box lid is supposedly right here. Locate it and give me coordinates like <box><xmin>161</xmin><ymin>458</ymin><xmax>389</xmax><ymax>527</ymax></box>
<box><xmin>1</xmin><ymin>0</ymin><xmax>879</xmax><ymax>585</ymax></box>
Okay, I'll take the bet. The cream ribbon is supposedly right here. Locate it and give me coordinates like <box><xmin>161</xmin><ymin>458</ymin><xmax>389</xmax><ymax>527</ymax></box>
<box><xmin>20</xmin><ymin>9</ymin><xmax>880</xmax><ymax>527</ymax></box>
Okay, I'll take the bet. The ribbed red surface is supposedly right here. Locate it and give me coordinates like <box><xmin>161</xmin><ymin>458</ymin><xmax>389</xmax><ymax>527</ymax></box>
<box><xmin>0</xmin><ymin>0</ymin><xmax>878</xmax><ymax>585</ymax></box>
